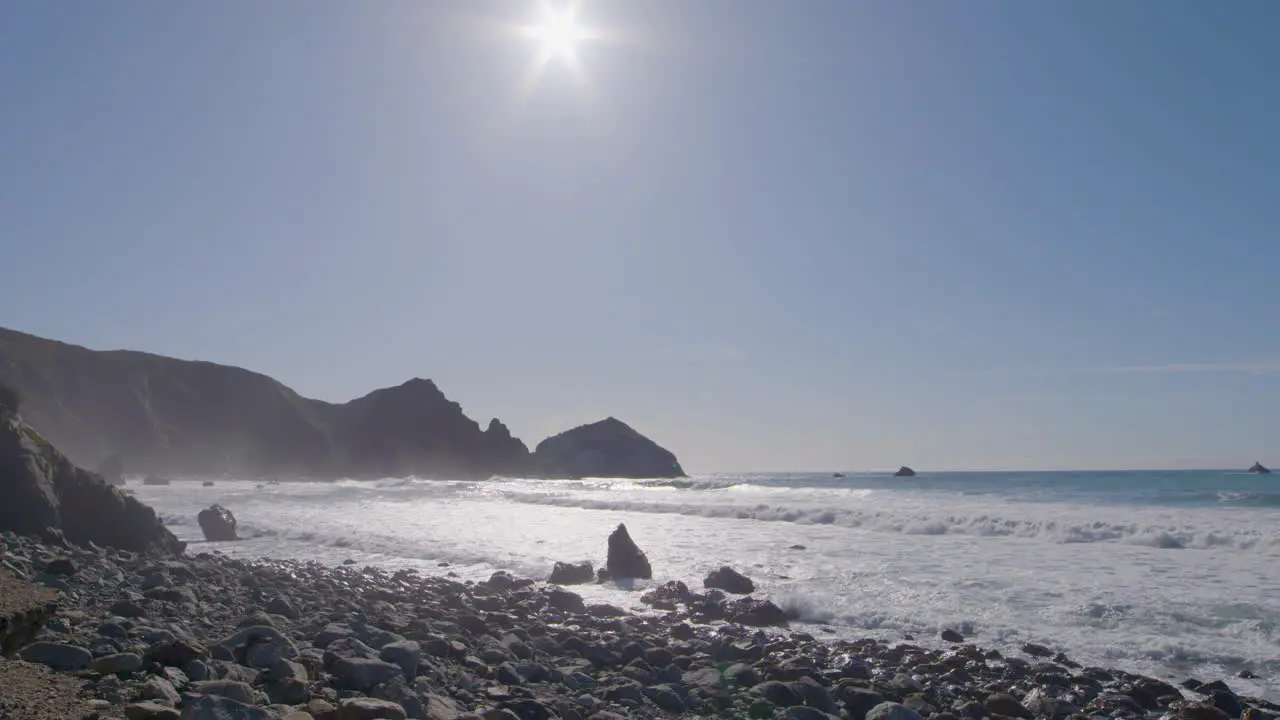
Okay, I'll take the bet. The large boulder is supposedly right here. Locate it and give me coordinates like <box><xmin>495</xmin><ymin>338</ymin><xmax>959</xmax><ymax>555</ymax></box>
<box><xmin>724</xmin><ymin>597</ymin><xmax>788</xmax><ymax>627</ymax></box>
<box><xmin>894</xmin><ymin>466</ymin><xmax>916</xmax><ymax>477</ymax></box>
<box><xmin>1248</xmin><ymin>462</ymin><xmax>1271</xmax><ymax>474</ymax></box>
<box><xmin>197</xmin><ymin>505</ymin><xmax>238</xmax><ymax>541</ymax></box>
<box><xmin>605</xmin><ymin>523</ymin><xmax>652</xmax><ymax>579</ymax></box>
<box><xmin>531</xmin><ymin>417</ymin><xmax>684</xmax><ymax>479</ymax></box>
<box><xmin>0</xmin><ymin>414</ymin><xmax>186</xmax><ymax>555</ymax></box>
<box><xmin>703</xmin><ymin>566</ymin><xmax>755</xmax><ymax>594</ymax></box>
<box><xmin>548</xmin><ymin>561</ymin><xmax>593</xmax><ymax>585</ymax></box>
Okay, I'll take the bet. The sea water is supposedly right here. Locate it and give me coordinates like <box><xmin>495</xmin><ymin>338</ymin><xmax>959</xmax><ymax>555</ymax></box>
<box><xmin>132</xmin><ymin>470</ymin><xmax>1280</xmax><ymax>699</ymax></box>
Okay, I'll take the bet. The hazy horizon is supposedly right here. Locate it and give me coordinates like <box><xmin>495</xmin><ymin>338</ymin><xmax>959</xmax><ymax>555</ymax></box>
<box><xmin>4</xmin><ymin>2</ymin><xmax>1279</xmax><ymax>473</ymax></box>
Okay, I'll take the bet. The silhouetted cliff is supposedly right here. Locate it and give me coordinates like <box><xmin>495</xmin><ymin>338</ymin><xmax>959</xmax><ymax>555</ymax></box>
<box><xmin>0</xmin><ymin>327</ymin><xmax>681</xmax><ymax>480</ymax></box>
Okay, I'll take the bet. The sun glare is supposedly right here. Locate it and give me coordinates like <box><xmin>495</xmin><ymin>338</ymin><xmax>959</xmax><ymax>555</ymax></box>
<box><xmin>524</xmin><ymin>5</ymin><xmax>588</xmax><ymax>61</ymax></box>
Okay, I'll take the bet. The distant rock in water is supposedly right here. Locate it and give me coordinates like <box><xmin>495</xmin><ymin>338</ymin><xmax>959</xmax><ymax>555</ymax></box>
<box><xmin>832</xmin><ymin>472</ymin><xmax>845</xmax><ymax>478</ymax></box>
<box><xmin>894</xmin><ymin>466</ymin><xmax>917</xmax><ymax>477</ymax></box>
<box><xmin>605</xmin><ymin>523</ymin><xmax>652</xmax><ymax>579</ymax></box>
<box><xmin>0</xmin><ymin>412</ymin><xmax>185</xmax><ymax>555</ymax></box>
<box><xmin>197</xmin><ymin>505</ymin><xmax>238</xmax><ymax>541</ymax></box>
<box><xmin>1248</xmin><ymin>462</ymin><xmax>1271</xmax><ymax>474</ymax></box>
<box><xmin>532</xmin><ymin>417</ymin><xmax>683</xmax><ymax>479</ymax></box>
<box><xmin>703</xmin><ymin>566</ymin><xmax>755</xmax><ymax>594</ymax></box>
<box><xmin>548</xmin><ymin>561</ymin><xmax>593</xmax><ymax>586</ymax></box>
<box><xmin>142</xmin><ymin>475</ymin><xmax>171</xmax><ymax>486</ymax></box>
<box><xmin>202</xmin><ymin>480</ymin><xmax>214</xmax><ymax>487</ymax></box>
<box><xmin>96</xmin><ymin>454</ymin><xmax>124</xmax><ymax>485</ymax></box>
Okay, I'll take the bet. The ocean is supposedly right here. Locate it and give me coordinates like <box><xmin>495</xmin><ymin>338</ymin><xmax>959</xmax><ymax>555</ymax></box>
<box><xmin>132</xmin><ymin>470</ymin><xmax>1280</xmax><ymax>699</ymax></box>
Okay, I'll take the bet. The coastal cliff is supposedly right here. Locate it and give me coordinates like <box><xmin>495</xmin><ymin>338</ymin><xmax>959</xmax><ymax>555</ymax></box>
<box><xmin>0</xmin><ymin>406</ymin><xmax>185</xmax><ymax>555</ymax></box>
<box><xmin>0</xmin><ymin>327</ymin><xmax>679</xmax><ymax>480</ymax></box>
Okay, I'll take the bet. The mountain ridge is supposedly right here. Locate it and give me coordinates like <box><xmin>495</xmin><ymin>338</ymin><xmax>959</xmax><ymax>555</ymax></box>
<box><xmin>0</xmin><ymin>326</ymin><xmax>683</xmax><ymax>479</ymax></box>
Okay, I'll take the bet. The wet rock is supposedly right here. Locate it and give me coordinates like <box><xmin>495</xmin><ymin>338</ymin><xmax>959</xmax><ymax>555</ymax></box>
<box><xmin>1172</xmin><ymin>702</ymin><xmax>1234</xmax><ymax>720</ymax></box>
<box><xmin>1021</xmin><ymin>643</ymin><xmax>1053</xmax><ymax>658</ymax></box>
<box><xmin>605</xmin><ymin>524</ymin><xmax>652</xmax><ymax>579</ymax></box>
<box><xmin>724</xmin><ymin>597</ymin><xmax>788</xmax><ymax>626</ymax></box>
<box><xmin>640</xmin><ymin>580</ymin><xmax>692</xmax><ymax>609</ymax></box>
<box><xmin>941</xmin><ymin>629</ymin><xmax>965</xmax><ymax>643</ymax></box>
<box><xmin>197</xmin><ymin>505</ymin><xmax>238</xmax><ymax>541</ymax></box>
<box><xmin>545</xmin><ymin>588</ymin><xmax>586</xmax><ymax>614</ymax></box>
<box><xmin>703</xmin><ymin>566</ymin><xmax>755</xmax><ymax>594</ymax></box>
<box><xmin>548</xmin><ymin>561</ymin><xmax>593</xmax><ymax>585</ymax></box>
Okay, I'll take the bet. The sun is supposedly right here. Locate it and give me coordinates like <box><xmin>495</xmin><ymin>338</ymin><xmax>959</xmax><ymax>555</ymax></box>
<box><xmin>523</xmin><ymin>5</ymin><xmax>589</xmax><ymax>61</ymax></box>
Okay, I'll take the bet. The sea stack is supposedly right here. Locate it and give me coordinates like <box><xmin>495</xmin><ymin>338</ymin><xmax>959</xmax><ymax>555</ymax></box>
<box><xmin>1248</xmin><ymin>462</ymin><xmax>1271</xmax><ymax>474</ymax></box>
<box><xmin>605</xmin><ymin>523</ymin><xmax>652</xmax><ymax>579</ymax></box>
<box><xmin>894</xmin><ymin>466</ymin><xmax>917</xmax><ymax>477</ymax></box>
<box><xmin>197</xmin><ymin>505</ymin><xmax>238</xmax><ymax>541</ymax></box>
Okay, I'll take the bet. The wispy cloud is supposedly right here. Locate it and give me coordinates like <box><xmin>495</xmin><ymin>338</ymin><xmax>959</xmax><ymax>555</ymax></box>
<box><xmin>973</xmin><ymin>361</ymin><xmax>1280</xmax><ymax>378</ymax></box>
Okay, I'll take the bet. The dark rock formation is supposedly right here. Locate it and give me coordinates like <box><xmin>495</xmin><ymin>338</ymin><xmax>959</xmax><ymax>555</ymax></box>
<box><xmin>605</xmin><ymin>523</ymin><xmax>652</xmax><ymax>579</ymax></box>
<box><xmin>96</xmin><ymin>454</ymin><xmax>124</xmax><ymax>485</ymax></box>
<box><xmin>202</xmin><ymin>480</ymin><xmax>215</xmax><ymax>487</ymax></box>
<box><xmin>1248</xmin><ymin>462</ymin><xmax>1271</xmax><ymax>474</ymax></box>
<box><xmin>0</xmin><ymin>327</ymin><xmax>539</xmax><ymax>479</ymax></box>
<box><xmin>724</xmin><ymin>597</ymin><xmax>789</xmax><ymax>627</ymax></box>
<box><xmin>894</xmin><ymin>466</ymin><xmax>917</xmax><ymax>477</ymax></box>
<box><xmin>703</xmin><ymin>566</ymin><xmax>755</xmax><ymax>594</ymax></box>
<box><xmin>532</xmin><ymin>417</ymin><xmax>683</xmax><ymax>479</ymax></box>
<box><xmin>0</xmin><ymin>413</ymin><xmax>185</xmax><ymax>555</ymax></box>
<box><xmin>197</xmin><ymin>504</ymin><xmax>238</xmax><ymax>541</ymax></box>
<box><xmin>640</xmin><ymin>581</ymin><xmax>693</xmax><ymax>610</ymax></box>
<box><xmin>0</xmin><ymin>326</ymin><xmax>685</xmax><ymax>481</ymax></box>
<box><xmin>548</xmin><ymin>561</ymin><xmax>593</xmax><ymax>585</ymax></box>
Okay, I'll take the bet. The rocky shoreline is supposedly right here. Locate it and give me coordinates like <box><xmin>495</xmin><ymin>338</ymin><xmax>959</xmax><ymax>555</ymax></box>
<box><xmin>1</xmin><ymin>530</ymin><xmax>1274</xmax><ymax>720</ymax></box>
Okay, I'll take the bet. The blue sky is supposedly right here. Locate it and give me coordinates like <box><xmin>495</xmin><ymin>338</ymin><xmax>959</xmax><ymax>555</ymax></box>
<box><xmin>3</xmin><ymin>1</ymin><xmax>1278</xmax><ymax>472</ymax></box>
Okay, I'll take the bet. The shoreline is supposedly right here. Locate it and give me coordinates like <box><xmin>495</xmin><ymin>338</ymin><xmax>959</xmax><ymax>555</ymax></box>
<box><xmin>2</xmin><ymin>531</ymin><xmax>1274</xmax><ymax>720</ymax></box>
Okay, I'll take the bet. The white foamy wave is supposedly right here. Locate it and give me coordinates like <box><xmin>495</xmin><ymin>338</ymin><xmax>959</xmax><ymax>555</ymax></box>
<box><xmin>495</xmin><ymin>491</ymin><xmax>1280</xmax><ymax>551</ymax></box>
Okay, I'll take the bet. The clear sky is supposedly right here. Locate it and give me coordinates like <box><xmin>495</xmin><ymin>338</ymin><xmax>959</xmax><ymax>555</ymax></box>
<box><xmin>3</xmin><ymin>2</ymin><xmax>1279</xmax><ymax>472</ymax></box>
